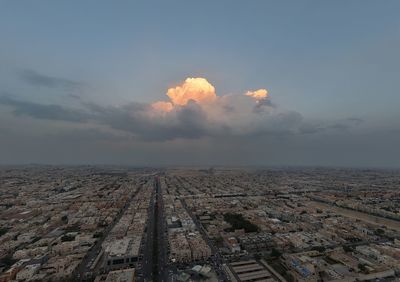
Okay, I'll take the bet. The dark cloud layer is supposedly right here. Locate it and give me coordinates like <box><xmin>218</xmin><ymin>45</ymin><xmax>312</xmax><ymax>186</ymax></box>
<box><xmin>86</xmin><ymin>102</ymin><xmax>210</xmax><ymax>141</ymax></box>
<box><xmin>18</xmin><ymin>69</ymin><xmax>84</xmax><ymax>91</ymax></box>
<box><xmin>0</xmin><ymin>93</ymin><xmax>364</xmax><ymax>142</ymax></box>
<box><xmin>84</xmin><ymin>99</ymin><xmax>306</xmax><ymax>141</ymax></box>
<box><xmin>0</xmin><ymin>96</ymin><xmax>89</xmax><ymax>122</ymax></box>
<box><xmin>1</xmin><ymin>73</ymin><xmax>367</xmax><ymax>142</ymax></box>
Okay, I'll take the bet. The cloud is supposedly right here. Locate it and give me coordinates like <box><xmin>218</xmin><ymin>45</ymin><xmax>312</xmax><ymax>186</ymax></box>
<box><xmin>18</xmin><ymin>69</ymin><xmax>84</xmax><ymax>91</ymax></box>
<box><xmin>346</xmin><ymin>117</ymin><xmax>364</xmax><ymax>124</ymax></box>
<box><xmin>245</xmin><ymin>89</ymin><xmax>268</xmax><ymax>100</ymax></box>
<box><xmin>0</xmin><ymin>96</ymin><xmax>89</xmax><ymax>122</ymax></box>
<box><xmin>321</xmin><ymin>118</ymin><xmax>365</xmax><ymax>132</ymax></box>
<box><xmin>165</xmin><ymin>77</ymin><xmax>216</xmax><ymax>106</ymax></box>
<box><xmin>151</xmin><ymin>101</ymin><xmax>173</xmax><ymax>112</ymax></box>
<box><xmin>1</xmin><ymin>77</ymin><xmax>363</xmax><ymax>142</ymax></box>
<box><xmin>83</xmin><ymin>77</ymin><xmax>302</xmax><ymax>140</ymax></box>
<box><xmin>86</xmin><ymin>101</ymin><xmax>209</xmax><ymax>141</ymax></box>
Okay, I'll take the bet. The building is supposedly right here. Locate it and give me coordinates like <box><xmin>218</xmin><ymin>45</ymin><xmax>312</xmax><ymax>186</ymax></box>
<box><xmin>105</xmin><ymin>268</ymin><xmax>135</xmax><ymax>282</ymax></box>
<box><xmin>228</xmin><ymin>260</ymin><xmax>277</xmax><ymax>282</ymax></box>
<box><xmin>104</xmin><ymin>237</ymin><xmax>140</xmax><ymax>270</ymax></box>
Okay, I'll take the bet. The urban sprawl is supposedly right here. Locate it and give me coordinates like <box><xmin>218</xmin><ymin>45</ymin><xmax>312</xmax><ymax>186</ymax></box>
<box><xmin>1</xmin><ymin>166</ymin><xmax>400</xmax><ymax>282</ymax></box>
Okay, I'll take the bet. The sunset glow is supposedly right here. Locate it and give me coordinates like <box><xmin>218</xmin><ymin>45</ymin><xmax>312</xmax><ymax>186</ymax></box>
<box><xmin>245</xmin><ymin>89</ymin><xmax>269</xmax><ymax>100</ymax></box>
<box><xmin>151</xmin><ymin>101</ymin><xmax>174</xmax><ymax>112</ymax></box>
<box><xmin>151</xmin><ymin>77</ymin><xmax>269</xmax><ymax>114</ymax></box>
<box><xmin>166</xmin><ymin>77</ymin><xmax>216</xmax><ymax>106</ymax></box>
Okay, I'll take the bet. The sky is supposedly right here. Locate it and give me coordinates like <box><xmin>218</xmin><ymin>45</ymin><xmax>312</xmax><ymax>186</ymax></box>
<box><xmin>0</xmin><ymin>1</ymin><xmax>399</xmax><ymax>167</ymax></box>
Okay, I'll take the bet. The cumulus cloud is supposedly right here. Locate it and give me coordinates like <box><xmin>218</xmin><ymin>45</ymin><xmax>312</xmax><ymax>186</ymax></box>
<box><xmin>81</xmin><ymin>77</ymin><xmax>304</xmax><ymax>140</ymax></box>
<box><xmin>151</xmin><ymin>101</ymin><xmax>174</xmax><ymax>112</ymax></box>
<box><xmin>245</xmin><ymin>89</ymin><xmax>268</xmax><ymax>100</ymax></box>
<box><xmin>1</xmin><ymin>77</ymin><xmax>362</xmax><ymax>141</ymax></box>
<box><xmin>143</xmin><ymin>77</ymin><xmax>301</xmax><ymax>138</ymax></box>
<box><xmin>166</xmin><ymin>77</ymin><xmax>216</xmax><ymax>106</ymax></box>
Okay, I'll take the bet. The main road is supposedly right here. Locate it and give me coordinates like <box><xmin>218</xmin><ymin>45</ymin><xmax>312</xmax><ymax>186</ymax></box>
<box><xmin>139</xmin><ymin>175</ymin><xmax>168</xmax><ymax>282</ymax></box>
<box><xmin>139</xmin><ymin>179</ymin><xmax>156</xmax><ymax>282</ymax></box>
<box><xmin>155</xmin><ymin>176</ymin><xmax>168</xmax><ymax>282</ymax></box>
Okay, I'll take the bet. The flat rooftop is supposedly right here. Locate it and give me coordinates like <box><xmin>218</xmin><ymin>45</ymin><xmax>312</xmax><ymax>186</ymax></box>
<box><xmin>229</xmin><ymin>260</ymin><xmax>277</xmax><ymax>282</ymax></box>
<box><xmin>107</xmin><ymin>238</ymin><xmax>131</xmax><ymax>256</ymax></box>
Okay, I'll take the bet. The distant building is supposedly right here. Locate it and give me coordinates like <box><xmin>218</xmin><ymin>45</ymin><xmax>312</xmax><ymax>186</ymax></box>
<box><xmin>224</xmin><ymin>236</ymin><xmax>241</xmax><ymax>253</ymax></box>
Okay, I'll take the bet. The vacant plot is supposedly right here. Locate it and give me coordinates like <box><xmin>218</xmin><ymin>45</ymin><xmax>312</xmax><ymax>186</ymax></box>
<box><xmin>309</xmin><ymin>201</ymin><xmax>400</xmax><ymax>232</ymax></box>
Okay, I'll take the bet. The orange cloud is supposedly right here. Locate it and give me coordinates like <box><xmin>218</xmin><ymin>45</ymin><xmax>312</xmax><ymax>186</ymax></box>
<box><xmin>150</xmin><ymin>78</ymin><xmax>269</xmax><ymax>116</ymax></box>
<box><xmin>166</xmin><ymin>77</ymin><xmax>216</xmax><ymax>106</ymax></box>
<box><xmin>245</xmin><ymin>89</ymin><xmax>268</xmax><ymax>100</ymax></box>
<box><xmin>151</xmin><ymin>101</ymin><xmax>173</xmax><ymax>112</ymax></box>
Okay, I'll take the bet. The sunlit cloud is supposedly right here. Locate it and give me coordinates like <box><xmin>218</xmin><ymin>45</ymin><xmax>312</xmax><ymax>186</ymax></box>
<box><xmin>166</xmin><ymin>77</ymin><xmax>217</xmax><ymax>106</ymax></box>
<box><xmin>153</xmin><ymin>77</ymin><xmax>270</xmax><ymax>113</ymax></box>
<box><xmin>151</xmin><ymin>101</ymin><xmax>174</xmax><ymax>113</ymax></box>
<box><xmin>245</xmin><ymin>89</ymin><xmax>268</xmax><ymax>100</ymax></box>
<box><xmin>1</xmin><ymin>76</ymin><xmax>361</xmax><ymax>142</ymax></box>
<box><xmin>127</xmin><ymin>77</ymin><xmax>299</xmax><ymax>139</ymax></box>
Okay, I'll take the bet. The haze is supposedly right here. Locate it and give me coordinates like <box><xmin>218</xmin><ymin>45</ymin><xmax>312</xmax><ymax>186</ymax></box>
<box><xmin>0</xmin><ymin>1</ymin><xmax>399</xmax><ymax>167</ymax></box>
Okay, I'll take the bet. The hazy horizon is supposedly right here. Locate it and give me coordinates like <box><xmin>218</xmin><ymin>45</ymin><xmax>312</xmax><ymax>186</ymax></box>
<box><xmin>1</xmin><ymin>1</ymin><xmax>399</xmax><ymax>167</ymax></box>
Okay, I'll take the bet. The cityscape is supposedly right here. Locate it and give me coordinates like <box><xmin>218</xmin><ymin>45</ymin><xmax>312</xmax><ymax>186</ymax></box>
<box><xmin>1</xmin><ymin>1</ymin><xmax>400</xmax><ymax>282</ymax></box>
<box><xmin>1</xmin><ymin>166</ymin><xmax>400</xmax><ymax>281</ymax></box>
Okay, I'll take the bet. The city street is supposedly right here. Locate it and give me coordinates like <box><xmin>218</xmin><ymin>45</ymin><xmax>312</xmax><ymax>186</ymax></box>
<box><xmin>138</xmin><ymin>180</ymin><xmax>156</xmax><ymax>282</ymax></box>
<box><xmin>155</xmin><ymin>176</ymin><xmax>169</xmax><ymax>282</ymax></box>
<box><xmin>138</xmin><ymin>175</ymin><xmax>169</xmax><ymax>282</ymax></box>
